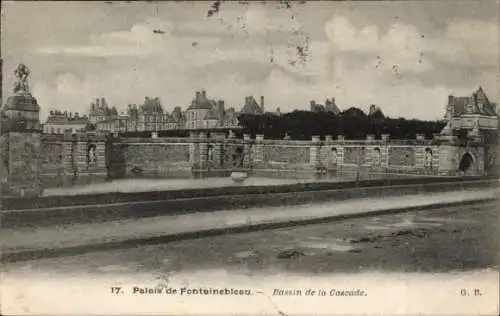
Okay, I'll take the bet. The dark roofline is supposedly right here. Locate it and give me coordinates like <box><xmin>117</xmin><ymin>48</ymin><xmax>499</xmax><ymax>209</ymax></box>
<box><xmin>45</xmin><ymin>120</ymin><xmax>90</xmax><ymax>125</ymax></box>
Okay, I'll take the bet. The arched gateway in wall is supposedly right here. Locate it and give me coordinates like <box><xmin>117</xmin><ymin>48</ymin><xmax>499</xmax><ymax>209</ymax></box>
<box><xmin>458</xmin><ymin>152</ymin><xmax>474</xmax><ymax>173</ymax></box>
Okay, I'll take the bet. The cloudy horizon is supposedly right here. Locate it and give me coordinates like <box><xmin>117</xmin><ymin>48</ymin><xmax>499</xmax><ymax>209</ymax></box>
<box><xmin>2</xmin><ymin>0</ymin><xmax>499</xmax><ymax>121</ymax></box>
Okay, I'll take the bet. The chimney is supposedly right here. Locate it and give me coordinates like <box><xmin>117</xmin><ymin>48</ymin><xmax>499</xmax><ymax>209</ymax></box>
<box><xmin>217</xmin><ymin>100</ymin><xmax>225</xmax><ymax>118</ymax></box>
<box><xmin>448</xmin><ymin>95</ymin><xmax>454</xmax><ymax>105</ymax></box>
<box><xmin>202</xmin><ymin>90</ymin><xmax>206</xmax><ymax>98</ymax></box>
<box><xmin>260</xmin><ymin>96</ymin><xmax>265</xmax><ymax>113</ymax></box>
<box><xmin>196</xmin><ymin>91</ymin><xmax>200</xmax><ymax>100</ymax></box>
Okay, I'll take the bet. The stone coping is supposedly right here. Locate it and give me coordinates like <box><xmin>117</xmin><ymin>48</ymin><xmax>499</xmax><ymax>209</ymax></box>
<box><xmin>0</xmin><ymin>175</ymin><xmax>496</xmax><ymax>211</ymax></box>
<box><xmin>116</xmin><ymin>137</ymin><xmax>439</xmax><ymax>146</ymax></box>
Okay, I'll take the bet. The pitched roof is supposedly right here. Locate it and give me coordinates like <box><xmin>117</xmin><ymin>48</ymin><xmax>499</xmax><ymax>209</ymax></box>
<box><xmin>240</xmin><ymin>96</ymin><xmax>263</xmax><ymax>114</ymax></box>
<box><xmin>205</xmin><ymin>107</ymin><xmax>222</xmax><ymax>120</ymax></box>
<box><xmin>171</xmin><ymin>107</ymin><xmax>184</xmax><ymax>122</ymax></box>
<box><xmin>223</xmin><ymin>110</ymin><xmax>239</xmax><ymax>122</ymax></box>
<box><xmin>140</xmin><ymin>97</ymin><xmax>163</xmax><ymax>114</ymax></box>
<box><xmin>450</xmin><ymin>97</ymin><xmax>469</xmax><ymax>115</ymax></box>
<box><xmin>165</xmin><ymin>114</ymin><xmax>181</xmax><ymax>123</ymax></box>
<box><xmin>187</xmin><ymin>92</ymin><xmax>215</xmax><ymax>110</ymax></box>
<box><xmin>449</xmin><ymin>87</ymin><xmax>497</xmax><ymax>116</ymax></box>
<box><xmin>474</xmin><ymin>87</ymin><xmax>496</xmax><ymax>115</ymax></box>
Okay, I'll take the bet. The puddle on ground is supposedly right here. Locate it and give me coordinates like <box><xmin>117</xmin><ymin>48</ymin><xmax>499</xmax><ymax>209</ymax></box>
<box><xmin>417</xmin><ymin>217</ymin><xmax>478</xmax><ymax>224</ymax></box>
<box><xmin>233</xmin><ymin>250</ymin><xmax>258</xmax><ymax>259</ymax></box>
<box><xmin>415</xmin><ymin>222</ymin><xmax>443</xmax><ymax>227</ymax></box>
<box><xmin>390</xmin><ymin>219</ymin><xmax>416</xmax><ymax>228</ymax></box>
<box><xmin>306</xmin><ymin>236</ymin><xmax>327</xmax><ymax>240</ymax></box>
<box><xmin>363</xmin><ymin>224</ymin><xmax>391</xmax><ymax>231</ymax></box>
<box><xmin>298</xmin><ymin>241</ymin><xmax>355</xmax><ymax>252</ymax></box>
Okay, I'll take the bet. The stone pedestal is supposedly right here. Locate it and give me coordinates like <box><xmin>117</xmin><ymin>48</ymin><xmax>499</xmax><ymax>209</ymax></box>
<box><xmin>320</xmin><ymin>135</ymin><xmax>333</xmax><ymax>167</ymax></box>
<box><xmin>414</xmin><ymin>146</ymin><xmax>426</xmax><ymax>169</ymax></box>
<box><xmin>309</xmin><ymin>135</ymin><xmax>321</xmax><ymax>168</ymax></box>
<box><xmin>253</xmin><ymin>134</ymin><xmax>264</xmax><ymax>163</ymax></box>
<box><xmin>380</xmin><ymin>145</ymin><xmax>390</xmax><ymax>168</ymax></box>
<box><xmin>212</xmin><ymin>132</ymin><xmax>226</xmax><ymax>168</ymax></box>
<box><xmin>5</xmin><ymin>132</ymin><xmax>43</xmax><ymax>197</ymax></box>
<box><xmin>62</xmin><ymin>131</ymin><xmax>75</xmax><ymax>175</ymax></box>
<box><xmin>189</xmin><ymin>131</ymin><xmax>199</xmax><ymax>168</ymax></box>
<box><xmin>198</xmin><ymin>132</ymin><xmax>208</xmax><ymax>169</ymax></box>
<box><xmin>243</xmin><ymin>134</ymin><xmax>252</xmax><ymax>168</ymax></box>
<box><xmin>437</xmin><ymin>144</ymin><xmax>458</xmax><ymax>175</ymax></box>
<box><xmin>75</xmin><ymin>131</ymin><xmax>89</xmax><ymax>173</ymax></box>
<box><xmin>93</xmin><ymin>139</ymin><xmax>107</xmax><ymax>173</ymax></box>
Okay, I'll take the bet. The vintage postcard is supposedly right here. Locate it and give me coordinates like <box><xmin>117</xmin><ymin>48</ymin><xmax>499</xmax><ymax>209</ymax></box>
<box><xmin>1</xmin><ymin>0</ymin><xmax>499</xmax><ymax>315</ymax></box>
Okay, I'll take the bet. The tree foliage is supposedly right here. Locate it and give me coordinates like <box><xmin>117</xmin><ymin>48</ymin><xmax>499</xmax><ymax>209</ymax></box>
<box><xmin>237</xmin><ymin>108</ymin><xmax>446</xmax><ymax>140</ymax></box>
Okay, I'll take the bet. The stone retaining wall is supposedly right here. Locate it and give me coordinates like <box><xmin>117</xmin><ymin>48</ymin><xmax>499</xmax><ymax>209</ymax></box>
<box><xmin>2</xmin><ymin>129</ymin><xmax>495</xmax><ymax>197</ymax></box>
<box><xmin>2</xmin><ymin>178</ymin><xmax>496</xmax><ymax>229</ymax></box>
<box><xmin>39</xmin><ymin>132</ymin><xmax>493</xmax><ymax>181</ymax></box>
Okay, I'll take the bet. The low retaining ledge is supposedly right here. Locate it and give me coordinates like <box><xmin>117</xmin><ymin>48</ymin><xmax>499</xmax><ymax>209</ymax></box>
<box><xmin>2</xmin><ymin>179</ymin><xmax>498</xmax><ymax>229</ymax></box>
<box><xmin>1</xmin><ymin>175</ymin><xmax>497</xmax><ymax>210</ymax></box>
<box><xmin>2</xmin><ymin>198</ymin><xmax>496</xmax><ymax>264</ymax></box>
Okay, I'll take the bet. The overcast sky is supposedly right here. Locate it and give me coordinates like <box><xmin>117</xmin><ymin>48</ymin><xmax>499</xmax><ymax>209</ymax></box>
<box><xmin>2</xmin><ymin>0</ymin><xmax>499</xmax><ymax>121</ymax></box>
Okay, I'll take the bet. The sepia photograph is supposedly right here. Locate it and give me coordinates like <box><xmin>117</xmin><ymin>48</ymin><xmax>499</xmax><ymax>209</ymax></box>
<box><xmin>1</xmin><ymin>0</ymin><xmax>499</xmax><ymax>315</ymax></box>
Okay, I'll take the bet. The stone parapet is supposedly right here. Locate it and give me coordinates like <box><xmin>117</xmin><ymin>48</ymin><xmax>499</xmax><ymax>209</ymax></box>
<box><xmin>198</xmin><ymin>131</ymin><xmax>208</xmax><ymax>169</ymax></box>
<box><xmin>29</xmin><ymin>130</ymin><xmax>493</xmax><ymax>182</ymax></box>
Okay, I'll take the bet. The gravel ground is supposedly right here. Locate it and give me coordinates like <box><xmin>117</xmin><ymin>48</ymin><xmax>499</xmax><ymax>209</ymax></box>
<box><xmin>2</xmin><ymin>202</ymin><xmax>499</xmax><ymax>276</ymax></box>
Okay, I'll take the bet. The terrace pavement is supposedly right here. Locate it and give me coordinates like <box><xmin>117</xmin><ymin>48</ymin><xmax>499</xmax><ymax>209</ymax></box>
<box><xmin>2</xmin><ymin>188</ymin><xmax>496</xmax><ymax>258</ymax></box>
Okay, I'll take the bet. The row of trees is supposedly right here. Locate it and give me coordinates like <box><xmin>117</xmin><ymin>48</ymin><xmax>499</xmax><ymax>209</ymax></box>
<box><xmin>238</xmin><ymin>107</ymin><xmax>447</xmax><ymax>140</ymax></box>
<box><xmin>117</xmin><ymin>107</ymin><xmax>447</xmax><ymax>140</ymax></box>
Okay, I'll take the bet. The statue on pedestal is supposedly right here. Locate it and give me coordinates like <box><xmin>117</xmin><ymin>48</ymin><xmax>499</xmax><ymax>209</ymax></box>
<box><xmin>13</xmin><ymin>63</ymin><xmax>31</xmax><ymax>94</ymax></box>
